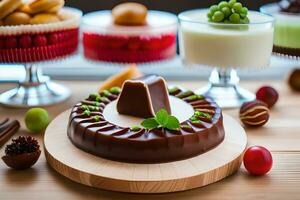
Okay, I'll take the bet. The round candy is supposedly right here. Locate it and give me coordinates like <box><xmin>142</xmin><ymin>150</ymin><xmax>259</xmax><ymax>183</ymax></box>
<box><xmin>25</xmin><ymin>108</ymin><xmax>50</xmax><ymax>133</ymax></box>
<box><xmin>243</xmin><ymin>146</ymin><xmax>273</xmax><ymax>176</ymax></box>
<box><xmin>288</xmin><ymin>69</ymin><xmax>300</xmax><ymax>92</ymax></box>
<box><xmin>239</xmin><ymin>100</ymin><xmax>270</xmax><ymax>127</ymax></box>
<box><xmin>256</xmin><ymin>86</ymin><xmax>279</xmax><ymax>108</ymax></box>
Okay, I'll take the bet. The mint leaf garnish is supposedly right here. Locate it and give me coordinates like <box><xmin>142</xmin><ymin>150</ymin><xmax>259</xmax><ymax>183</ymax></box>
<box><xmin>155</xmin><ymin>109</ymin><xmax>169</xmax><ymax>126</ymax></box>
<box><xmin>165</xmin><ymin>116</ymin><xmax>180</xmax><ymax>130</ymax></box>
<box><xmin>141</xmin><ymin>118</ymin><xmax>159</xmax><ymax>129</ymax></box>
<box><xmin>141</xmin><ymin>109</ymin><xmax>180</xmax><ymax>130</ymax></box>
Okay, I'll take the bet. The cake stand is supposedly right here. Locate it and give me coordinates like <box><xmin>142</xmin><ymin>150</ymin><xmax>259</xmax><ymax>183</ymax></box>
<box><xmin>0</xmin><ymin>7</ymin><xmax>82</xmax><ymax>108</ymax></box>
<box><xmin>81</xmin><ymin>10</ymin><xmax>177</xmax><ymax>63</ymax></box>
<box><xmin>45</xmin><ymin>108</ymin><xmax>247</xmax><ymax>193</ymax></box>
<box><xmin>178</xmin><ymin>10</ymin><xmax>275</xmax><ymax>108</ymax></box>
<box><xmin>260</xmin><ymin>3</ymin><xmax>300</xmax><ymax>59</ymax></box>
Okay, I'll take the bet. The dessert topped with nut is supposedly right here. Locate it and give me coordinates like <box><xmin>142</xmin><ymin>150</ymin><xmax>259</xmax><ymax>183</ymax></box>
<box><xmin>82</xmin><ymin>2</ymin><xmax>177</xmax><ymax>63</ymax></box>
<box><xmin>0</xmin><ymin>0</ymin><xmax>82</xmax><ymax>63</ymax></box>
<box><xmin>179</xmin><ymin>0</ymin><xmax>274</xmax><ymax>69</ymax></box>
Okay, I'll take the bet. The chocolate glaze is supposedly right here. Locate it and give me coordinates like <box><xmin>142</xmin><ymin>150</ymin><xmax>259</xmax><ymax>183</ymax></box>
<box><xmin>117</xmin><ymin>75</ymin><xmax>171</xmax><ymax>118</ymax></box>
<box><xmin>273</xmin><ymin>45</ymin><xmax>300</xmax><ymax>57</ymax></box>
<box><xmin>67</xmin><ymin>88</ymin><xmax>225</xmax><ymax>163</ymax></box>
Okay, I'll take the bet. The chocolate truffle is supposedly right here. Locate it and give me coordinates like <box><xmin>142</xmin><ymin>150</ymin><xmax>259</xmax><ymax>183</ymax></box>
<box><xmin>288</xmin><ymin>69</ymin><xmax>300</xmax><ymax>92</ymax></box>
<box><xmin>117</xmin><ymin>75</ymin><xmax>171</xmax><ymax>118</ymax></box>
<box><xmin>240</xmin><ymin>100</ymin><xmax>270</xmax><ymax>127</ymax></box>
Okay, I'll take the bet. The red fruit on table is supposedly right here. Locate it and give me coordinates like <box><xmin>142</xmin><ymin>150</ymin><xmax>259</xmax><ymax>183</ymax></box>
<box><xmin>33</xmin><ymin>35</ymin><xmax>47</xmax><ymax>47</ymax></box>
<box><xmin>256</xmin><ymin>86</ymin><xmax>279</xmax><ymax>108</ymax></box>
<box><xmin>19</xmin><ymin>35</ymin><xmax>32</xmax><ymax>48</ymax></box>
<box><xmin>243</xmin><ymin>146</ymin><xmax>273</xmax><ymax>176</ymax></box>
<box><xmin>48</xmin><ymin>33</ymin><xmax>59</xmax><ymax>45</ymax></box>
<box><xmin>5</xmin><ymin>37</ymin><xmax>18</xmax><ymax>49</ymax></box>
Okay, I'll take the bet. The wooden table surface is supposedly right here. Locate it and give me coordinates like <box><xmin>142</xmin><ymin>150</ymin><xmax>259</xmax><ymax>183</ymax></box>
<box><xmin>0</xmin><ymin>80</ymin><xmax>300</xmax><ymax>200</ymax></box>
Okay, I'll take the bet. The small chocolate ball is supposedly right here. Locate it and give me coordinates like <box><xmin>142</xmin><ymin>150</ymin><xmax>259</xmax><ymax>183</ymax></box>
<box><xmin>288</xmin><ymin>69</ymin><xmax>300</xmax><ymax>92</ymax></box>
<box><xmin>240</xmin><ymin>100</ymin><xmax>270</xmax><ymax>127</ymax></box>
<box><xmin>256</xmin><ymin>86</ymin><xmax>279</xmax><ymax>108</ymax></box>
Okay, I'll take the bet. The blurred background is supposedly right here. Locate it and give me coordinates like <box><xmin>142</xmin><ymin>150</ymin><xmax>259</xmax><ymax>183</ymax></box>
<box><xmin>2</xmin><ymin>0</ymin><xmax>298</xmax><ymax>82</ymax></box>
<box><xmin>66</xmin><ymin>0</ymin><xmax>278</xmax><ymax>13</ymax></box>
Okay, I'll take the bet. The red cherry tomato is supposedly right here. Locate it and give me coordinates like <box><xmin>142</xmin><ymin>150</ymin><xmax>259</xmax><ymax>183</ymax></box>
<box><xmin>243</xmin><ymin>146</ymin><xmax>273</xmax><ymax>176</ymax></box>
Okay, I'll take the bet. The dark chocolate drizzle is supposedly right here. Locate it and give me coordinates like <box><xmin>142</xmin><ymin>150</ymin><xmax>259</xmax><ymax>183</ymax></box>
<box><xmin>68</xmin><ymin>88</ymin><xmax>225</xmax><ymax>163</ymax></box>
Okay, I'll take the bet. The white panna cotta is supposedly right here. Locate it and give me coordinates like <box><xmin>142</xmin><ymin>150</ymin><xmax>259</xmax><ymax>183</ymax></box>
<box><xmin>179</xmin><ymin>10</ymin><xmax>274</xmax><ymax>68</ymax></box>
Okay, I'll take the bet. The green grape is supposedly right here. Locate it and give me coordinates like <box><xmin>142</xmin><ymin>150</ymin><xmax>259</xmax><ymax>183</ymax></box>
<box><xmin>229</xmin><ymin>0</ymin><xmax>237</xmax><ymax>8</ymax></box>
<box><xmin>233</xmin><ymin>2</ymin><xmax>243</xmax><ymax>13</ymax></box>
<box><xmin>25</xmin><ymin>108</ymin><xmax>50</xmax><ymax>133</ymax></box>
<box><xmin>229</xmin><ymin>13</ymin><xmax>240</xmax><ymax>23</ymax></box>
<box><xmin>109</xmin><ymin>87</ymin><xmax>121</xmax><ymax>94</ymax></box>
<box><xmin>241</xmin><ymin>7</ymin><xmax>248</xmax><ymax>15</ymax></box>
<box><xmin>240</xmin><ymin>13</ymin><xmax>247</xmax><ymax>19</ymax></box>
<box><xmin>207</xmin><ymin>11</ymin><xmax>213</xmax><ymax>19</ymax></box>
<box><xmin>221</xmin><ymin>7</ymin><xmax>232</xmax><ymax>17</ymax></box>
<box><xmin>218</xmin><ymin>1</ymin><xmax>229</xmax><ymax>9</ymax></box>
<box><xmin>212</xmin><ymin>11</ymin><xmax>225</xmax><ymax>22</ymax></box>
<box><xmin>209</xmin><ymin>5</ymin><xmax>219</xmax><ymax>14</ymax></box>
<box><xmin>241</xmin><ymin>16</ymin><xmax>250</xmax><ymax>24</ymax></box>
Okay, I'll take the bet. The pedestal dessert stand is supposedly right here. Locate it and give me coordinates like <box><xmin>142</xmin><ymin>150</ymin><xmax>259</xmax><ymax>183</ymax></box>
<box><xmin>44</xmin><ymin>96</ymin><xmax>247</xmax><ymax>193</ymax></box>
<box><xmin>178</xmin><ymin>10</ymin><xmax>275</xmax><ymax>108</ymax></box>
<box><xmin>0</xmin><ymin>8</ymin><xmax>82</xmax><ymax>108</ymax></box>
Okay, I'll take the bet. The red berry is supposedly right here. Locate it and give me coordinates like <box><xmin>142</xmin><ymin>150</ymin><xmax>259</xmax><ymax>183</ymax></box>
<box><xmin>0</xmin><ymin>39</ymin><xmax>4</xmax><ymax>49</ymax></box>
<box><xmin>243</xmin><ymin>146</ymin><xmax>273</xmax><ymax>176</ymax></box>
<box><xmin>33</xmin><ymin>35</ymin><xmax>47</xmax><ymax>47</ymax></box>
<box><xmin>127</xmin><ymin>37</ymin><xmax>141</xmax><ymax>51</ymax></box>
<box><xmin>162</xmin><ymin>34</ymin><xmax>176</xmax><ymax>48</ymax></box>
<box><xmin>143</xmin><ymin>36</ymin><xmax>162</xmax><ymax>50</ymax></box>
<box><xmin>107</xmin><ymin>35</ymin><xmax>128</xmax><ymax>49</ymax></box>
<box><xmin>256</xmin><ymin>86</ymin><xmax>279</xmax><ymax>108</ymax></box>
<box><xmin>48</xmin><ymin>33</ymin><xmax>59</xmax><ymax>45</ymax></box>
<box><xmin>19</xmin><ymin>35</ymin><xmax>32</xmax><ymax>48</ymax></box>
<box><xmin>5</xmin><ymin>37</ymin><xmax>18</xmax><ymax>49</ymax></box>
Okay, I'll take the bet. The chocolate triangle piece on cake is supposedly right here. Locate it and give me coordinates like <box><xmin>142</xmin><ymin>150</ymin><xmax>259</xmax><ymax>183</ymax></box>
<box><xmin>117</xmin><ymin>75</ymin><xmax>171</xmax><ymax>118</ymax></box>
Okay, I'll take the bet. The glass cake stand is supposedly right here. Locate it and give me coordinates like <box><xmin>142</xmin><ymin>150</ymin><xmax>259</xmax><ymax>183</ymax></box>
<box><xmin>0</xmin><ymin>7</ymin><xmax>82</xmax><ymax>108</ymax></box>
<box><xmin>0</xmin><ymin>62</ymin><xmax>71</xmax><ymax>108</ymax></box>
<box><xmin>178</xmin><ymin>9</ymin><xmax>275</xmax><ymax>108</ymax></box>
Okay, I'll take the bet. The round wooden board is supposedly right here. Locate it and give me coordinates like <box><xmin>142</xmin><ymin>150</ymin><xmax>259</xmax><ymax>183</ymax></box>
<box><xmin>44</xmin><ymin>110</ymin><xmax>247</xmax><ymax>194</ymax></box>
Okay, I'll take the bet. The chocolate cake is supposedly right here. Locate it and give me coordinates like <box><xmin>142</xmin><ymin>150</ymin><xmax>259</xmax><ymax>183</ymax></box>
<box><xmin>67</xmin><ymin>76</ymin><xmax>225</xmax><ymax>163</ymax></box>
<box><xmin>117</xmin><ymin>75</ymin><xmax>171</xmax><ymax>118</ymax></box>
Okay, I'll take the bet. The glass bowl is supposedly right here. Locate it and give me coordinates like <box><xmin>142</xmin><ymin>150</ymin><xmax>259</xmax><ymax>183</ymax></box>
<box><xmin>178</xmin><ymin>9</ymin><xmax>274</xmax><ymax>108</ymax></box>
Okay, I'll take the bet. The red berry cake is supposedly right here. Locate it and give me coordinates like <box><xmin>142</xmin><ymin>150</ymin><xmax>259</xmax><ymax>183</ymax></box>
<box><xmin>0</xmin><ymin>7</ymin><xmax>82</xmax><ymax>63</ymax></box>
<box><xmin>82</xmin><ymin>3</ymin><xmax>177</xmax><ymax>63</ymax></box>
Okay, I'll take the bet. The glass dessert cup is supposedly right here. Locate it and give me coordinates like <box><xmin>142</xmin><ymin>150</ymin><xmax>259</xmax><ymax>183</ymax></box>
<box><xmin>178</xmin><ymin>10</ymin><xmax>274</xmax><ymax>108</ymax></box>
<box><xmin>0</xmin><ymin>7</ymin><xmax>82</xmax><ymax>108</ymax></box>
<box><xmin>261</xmin><ymin>3</ymin><xmax>300</xmax><ymax>59</ymax></box>
<box><xmin>82</xmin><ymin>10</ymin><xmax>177</xmax><ymax>63</ymax></box>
